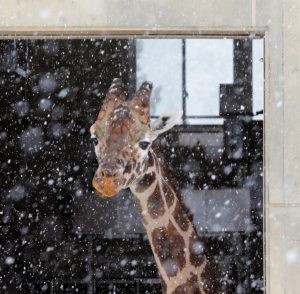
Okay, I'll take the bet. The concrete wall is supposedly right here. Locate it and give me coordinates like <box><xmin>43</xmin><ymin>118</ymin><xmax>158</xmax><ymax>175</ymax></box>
<box><xmin>1</xmin><ymin>0</ymin><xmax>299</xmax><ymax>292</ymax></box>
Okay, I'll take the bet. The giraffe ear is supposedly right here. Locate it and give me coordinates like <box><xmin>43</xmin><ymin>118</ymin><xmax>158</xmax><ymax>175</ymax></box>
<box><xmin>129</xmin><ymin>81</ymin><xmax>152</xmax><ymax>124</ymax></box>
<box><xmin>97</xmin><ymin>78</ymin><xmax>126</xmax><ymax>120</ymax></box>
<box><xmin>151</xmin><ymin>110</ymin><xmax>183</xmax><ymax>138</ymax></box>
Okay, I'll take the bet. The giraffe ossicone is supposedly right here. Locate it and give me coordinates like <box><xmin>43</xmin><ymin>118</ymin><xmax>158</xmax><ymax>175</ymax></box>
<box><xmin>90</xmin><ymin>79</ymin><xmax>220</xmax><ymax>294</ymax></box>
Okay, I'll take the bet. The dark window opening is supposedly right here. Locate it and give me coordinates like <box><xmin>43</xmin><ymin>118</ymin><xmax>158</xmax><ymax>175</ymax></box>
<box><xmin>0</xmin><ymin>37</ymin><xmax>263</xmax><ymax>293</ymax></box>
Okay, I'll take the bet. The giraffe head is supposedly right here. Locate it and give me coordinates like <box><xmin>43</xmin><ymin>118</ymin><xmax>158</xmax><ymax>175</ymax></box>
<box><xmin>90</xmin><ymin>78</ymin><xmax>182</xmax><ymax>197</ymax></box>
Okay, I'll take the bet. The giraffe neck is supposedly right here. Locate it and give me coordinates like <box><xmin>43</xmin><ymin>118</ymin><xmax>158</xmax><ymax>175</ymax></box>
<box><xmin>130</xmin><ymin>149</ymin><xmax>209</xmax><ymax>294</ymax></box>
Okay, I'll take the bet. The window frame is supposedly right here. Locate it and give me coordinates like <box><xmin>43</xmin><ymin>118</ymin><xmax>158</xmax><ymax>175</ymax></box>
<box><xmin>0</xmin><ymin>27</ymin><xmax>267</xmax><ymax>293</ymax></box>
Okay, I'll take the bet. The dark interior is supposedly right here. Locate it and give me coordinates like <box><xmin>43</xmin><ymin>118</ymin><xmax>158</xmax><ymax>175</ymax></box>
<box><xmin>0</xmin><ymin>38</ymin><xmax>263</xmax><ymax>293</ymax></box>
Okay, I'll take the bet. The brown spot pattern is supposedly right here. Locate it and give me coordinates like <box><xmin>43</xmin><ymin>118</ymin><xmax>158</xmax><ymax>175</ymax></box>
<box><xmin>189</xmin><ymin>233</ymin><xmax>205</xmax><ymax>267</ymax></box>
<box><xmin>147</xmin><ymin>185</ymin><xmax>165</xmax><ymax>219</ymax></box>
<box><xmin>172</xmin><ymin>273</ymin><xmax>200</xmax><ymax>294</ymax></box>
<box><xmin>148</xmin><ymin>152</ymin><xmax>154</xmax><ymax>167</ymax></box>
<box><xmin>123</xmin><ymin>164</ymin><xmax>132</xmax><ymax>174</ymax></box>
<box><xmin>136</xmin><ymin>172</ymin><xmax>156</xmax><ymax>193</ymax></box>
<box><xmin>162</xmin><ymin>183</ymin><xmax>175</xmax><ymax>208</ymax></box>
<box><xmin>136</xmin><ymin>162</ymin><xmax>141</xmax><ymax>174</ymax></box>
<box><xmin>173</xmin><ymin>202</ymin><xmax>189</xmax><ymax>231</ymax></box>
<box><xmin>151</xmin><ymin>221</ymin><xmax>186</xmax><ymax>277</ymax></box>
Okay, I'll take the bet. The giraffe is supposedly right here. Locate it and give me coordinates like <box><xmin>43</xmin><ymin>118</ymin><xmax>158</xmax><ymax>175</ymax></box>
<box><xmin>90</xmin><ymin>79</ymin><xmax>220</xmax><ymax>294</ymax></box>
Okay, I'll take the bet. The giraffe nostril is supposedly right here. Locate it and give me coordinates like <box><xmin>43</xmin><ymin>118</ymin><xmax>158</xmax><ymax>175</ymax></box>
<box><xmin>112</xmin><ymin>171</ymin><xmax>118</xmax><ymax>178</ymax></box>
<box><xmin>100</xmin><ymin>170</ymin><xmax>105</xmax><ymax>178</ymax></box>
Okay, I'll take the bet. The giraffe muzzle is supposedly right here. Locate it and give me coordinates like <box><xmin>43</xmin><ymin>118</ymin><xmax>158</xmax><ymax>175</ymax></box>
<box><xmin>92</xmin><ymin>175</ymin><xmax>118</xmax><ymax>197</ymax></box>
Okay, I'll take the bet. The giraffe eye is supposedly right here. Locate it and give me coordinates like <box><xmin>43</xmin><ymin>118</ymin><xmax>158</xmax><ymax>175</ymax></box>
<box><xmin>139</xmin><ymin>141</ymin><xmax>150</xmax><ymax>150</ymax></box>
<box><xmin>91</xmin><ymin>137</ymin><xmax>98</xmax><ymax>146</ymax></box>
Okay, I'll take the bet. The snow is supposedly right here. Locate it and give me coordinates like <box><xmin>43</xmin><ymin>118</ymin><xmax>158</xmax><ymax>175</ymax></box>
<box><xmin>20</xmin><ymin>127</ymin><xmax>44</xmax><ymax>154</ymax></box>
<box><xmin>46</xmin><ymin>246</ymin><xmax>54</xmax><ymax>252</ymax></box>
<box><xmin>0</xmin><ymin>37</ymin><xmax>264</xmax><ymax>293</ymax></box>
<box><xmin>5</xmin><ymin>257</ymin><xmax>15</xmax><ymax>265</ymax></box>
<box><xmin>14</xmin><ymin>101</ymin><xmax>29</xmax><ymax>117</ymax></box>
<box><xmin>0</xmin><ymin>131</ymin><xmax>7</xmax><ymax>139</ymax></box>
<box><xmin>224</xmin><ymin>199</ymin><xmax>230</xmax><ymax>206</ymax></box>
<box><xmin>20</xmin><ymin>227</ymin><xmax>29</xmax><ymax>235</ymax></box>
<box><xmin>40</xmin><ymin>8</ymin><xmax>50</xmax><ymax>19</ymax></box>
<box><xmin>75</xmin><ymin>189</ymin><xmax>83</xmax><ymax>197</ymax></box>
<box><xmin>73</xmin><ymin>165</ymin><xmax>80</xmax><ymax>172</ymax></box>
<box><xmin>285</xmin><ymin>249</ymin><xmax>299</xmax><ymax>264</ymax></box>
<box><xmin>38</xmin><ymin>73</ymin><xmax>57</xmax><ymax>93</ymax></box>
<box><xmin>38</xmin><ymin>98</ymin><xmax>52</xmax><ymax>110</ymax></box>
<box><xmin>120</xmin><ymin>258</ymin><xmax>128</xmax><ymax>267</ymax></box>
<box><xmin>47</xmin><ymin>179</ymin><xmax>54</xmax><ymax>186</ymax></box>
<box><xmin>162</xmin><ymin>258</ymin><xmax>178</xmax><ymax>276</ymax></box>
<box><xmin>15</xmin><ymin>67</ymin><xmax>27</xmax><ymax>78</ymax></box>
<box><xmin>51</xmin><ymin>105</ymin><xmax>64</xmax><ymax>119</ymax></box>
<box><xmin>50</xmin><ymin>123</ymin><xmax>65</xmax><ymax>137</ymax></box>
<box><xmin>58</xmin><ymin>88</ymin><xmax>69</xmax><ymax>98</ymax></box>
<box><xmin>8</xmin><ymin>185</ymin><xmax>26</xmax><ymax>201</ymax></box>
<box><xmin>191</xmin><ymin>241</ymin><xmax>204</xmax><ymax>255</ymax></box>
<box><xmin>215</xmin><ymin>212</ymin><xmax>222</xmax><ymax>218</ymax></box>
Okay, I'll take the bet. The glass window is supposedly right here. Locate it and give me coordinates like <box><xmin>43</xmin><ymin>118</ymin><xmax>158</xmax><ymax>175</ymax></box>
<box><xmin>137</xmin><ymin>38</ymin><xmax>263</xmax><ymax>125</ymax></box>
<box><xmin>0</xmin><ymin>36</ymin><xmax>264</xmax><ymax>294</ymax></box>
<box><xmin>136</xmin><ymin>39</ymin><xmax>182</xmax><ymax>117</ymax></box>
<box><xmin>186</xmin><ymin>39</ymin><xmax>233</xmax><ymax>124</ymax></box>
<box><xmin>253</xmin><ymin>39</ymin><xmax>264</xmax><ymax>120</ymax></box>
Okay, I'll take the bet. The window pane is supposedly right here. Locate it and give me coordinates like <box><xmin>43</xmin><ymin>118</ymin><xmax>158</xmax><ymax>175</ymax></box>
<box><xmin>186</xmin><ymin>39</ymin><xmax>233</xmax><ymax>117</ymax></box>
<box><xmin>186</xmin><ymin>118</ymin><xmax>224</xmax><ymax>125</ymax></box>
<box><xmin>136</xmin><ymin>39</ymin><xmax>182</xmax><ymax>116</ymax></box>
<box><xmin>253</xmin><ymin>39</ymin><xmax>264</xmax><ymax>120</ymax></box>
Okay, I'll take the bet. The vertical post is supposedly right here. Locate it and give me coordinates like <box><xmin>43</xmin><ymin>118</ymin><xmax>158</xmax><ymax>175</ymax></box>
<box><xmin>220</xmin><ymin>38</ymin><xmax>253</xmax><ymax>161</ymax></box>
<box><xmin>182</xmin><ymin>39</ymin><xmax>187</xmax><ymax>124</ymax></box>
<box><xmin>233</xmin><ymin>38</ymin><xmax>253</xmax><ymax>107</ymax></box>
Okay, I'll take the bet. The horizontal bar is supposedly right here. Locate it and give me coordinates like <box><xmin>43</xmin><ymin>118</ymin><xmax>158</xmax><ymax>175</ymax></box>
<box><xmin>0</xmin><ymin>26</ymin><xmax>267</xmax><ymax>39</ymax></box>
<box><xmin>26</xmin><ymin>278</ymin><xmax>161</xmax><ymax>284</ymax></box>
<box><xmin>151</xmin><ymin>115</ymin><xmax>223</xmax><ymax>119</ymax></box>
